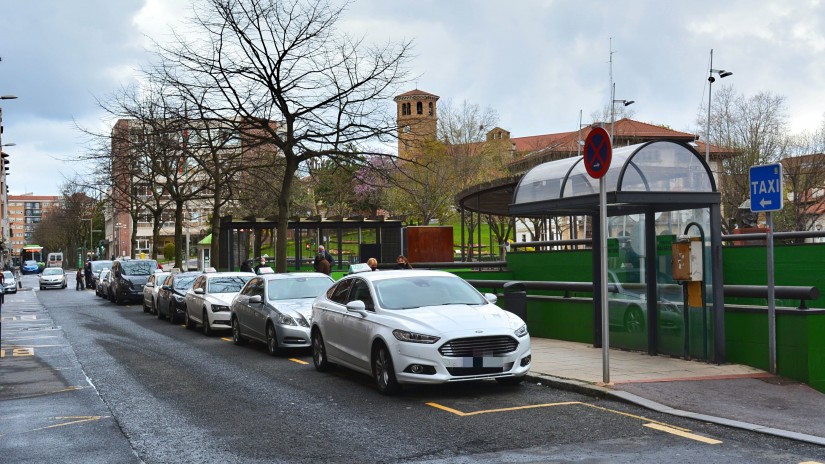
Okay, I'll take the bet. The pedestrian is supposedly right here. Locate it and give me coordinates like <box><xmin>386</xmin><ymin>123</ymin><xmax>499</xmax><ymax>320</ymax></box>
<box><xmin>367</xmin><ymin>257</ymin><xmax>379</xmax><ymax>271</ymax></box>
<box><xmin>240</xmin><ymin>259</ymin><xmax>253</xmax><ymax>273</ymax></box>
<box><xmin>83</xmin><ymin>260</ymin><xmax>93</xmax><ymax>289</ymax></box>
<box><xmin>313</xmin><ymin>245</ymin><xmax>334</xmax><ymax>275</ymax></box>
<box><xmin>254</xmin><ymin>257</ymin><xmax>269</xmax><ymax>274</ymax></box>
<box><xmin>75</xmin><ymin>268</ymin><xmax>84</xmax><ymax>290</ymax></box>
<box><xmin>395</xmin><ymin>255</ymin><xmax>412</xmax><ymax>269</ymax></box>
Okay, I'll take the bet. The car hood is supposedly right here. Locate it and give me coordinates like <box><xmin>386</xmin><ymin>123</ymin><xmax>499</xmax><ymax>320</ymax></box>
<box><xmin>208</xmin><ymin>293</ymin><xmax>239</xmax><ymax>306</ymax></box>
<box><xmin>383</xmin><ymin>304</ymin><xmax>525</xmax><ymax>336</ymax></box>
<box><xmin>269</xmin><ymin>298</ymin><xmax>314</xmax><ymax>318</ymax></box>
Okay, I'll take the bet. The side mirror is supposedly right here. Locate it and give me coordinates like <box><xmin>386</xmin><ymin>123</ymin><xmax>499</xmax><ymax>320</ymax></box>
<box><xmin>194</xmin><ymin>288</ymin><xmax>205</xmax><ymax>295</ymax></box>
<box><xmin>346</xmin><ymin>300</ymin><xmax>366</xmax><ymax>313</ymax></box>
<box><xmin>248</xmin><ymin>295</ymin><xmax>263</xmax><ymax>304</ymax></box>
<box><xmin>484</xmin><ymin>293</ymin><xmax>498</xmax><ymax>304</ymax></box>
<box><xmin>146</xmin><ymin>283</ymin><xmax>154</xmax><ymax>288</ymax></box>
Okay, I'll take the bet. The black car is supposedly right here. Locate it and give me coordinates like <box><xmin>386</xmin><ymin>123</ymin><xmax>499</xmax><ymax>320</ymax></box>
<box><xmin>109</xmin><ymin>259</ymin><xmax>159</xmax><ymax>304</ymax></box>
<box><xmin>156</xmin><ymin>272</ymin><xmax>200</xmax><ymax>323</ymax></box>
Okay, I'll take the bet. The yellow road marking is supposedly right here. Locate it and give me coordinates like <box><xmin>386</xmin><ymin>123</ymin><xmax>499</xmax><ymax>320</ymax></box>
<box><xmin>3</xmin><ymin>386</ymin><xmax>86</xmax><ymax>400</ymax></box>
<box><xmin>289</xmin><ymin>358</ymin><xmax>309</xmax><ymax>365</ymax></box>
<box><xmin>32</xmin><ymin>416</ymin><xmax>109</xmax><ymax>431</ymax></box>
<box><xmin>221</xmin><ymin>337</ymin><xmax>232</xmax><ymax>342</ymax></box>
<box><xmin>644</xmin><ymin>423</ymin><xmax>722</xmax><ymax>444</ymax></box>
<box><xmin>800</xmin><ymin>461</ymin><xmax>825</xmax><ymax>464</ymax></box>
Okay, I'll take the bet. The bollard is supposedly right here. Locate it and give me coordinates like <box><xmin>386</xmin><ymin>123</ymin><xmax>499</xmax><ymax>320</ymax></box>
<box><xmin>503</xmin><ymin>282</ymin><xmax>528</xmax><ymax>322</ymax></box>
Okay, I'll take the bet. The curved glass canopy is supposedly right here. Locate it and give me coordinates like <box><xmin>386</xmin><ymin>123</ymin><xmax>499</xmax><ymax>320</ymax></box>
<box><xmin>510</xmin><ymin>140</ymin><xmax>718</xmax><ymax>217</ymax></box>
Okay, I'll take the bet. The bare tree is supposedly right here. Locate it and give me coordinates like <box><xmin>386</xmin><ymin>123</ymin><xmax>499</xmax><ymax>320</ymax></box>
<box><xmin>153</xmin><ymin>0</ymin><xmax>411</xmax><ymax>272</ymax></box>
<box><xmin>776</xmin><ymin>118</ymin><xmax>825</xmax><ymax>234</ymax></box>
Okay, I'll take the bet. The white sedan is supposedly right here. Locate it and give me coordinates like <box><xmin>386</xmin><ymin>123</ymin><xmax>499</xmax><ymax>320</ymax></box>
<box><xmin>184</xmin><ymin>272</ymin><xmax>255</xmax><ymax>335</ymax></box>
<box><xmin>310</xmin><ymin>269</ymin><xmax>531</xmax><ymax>395</ymax></box>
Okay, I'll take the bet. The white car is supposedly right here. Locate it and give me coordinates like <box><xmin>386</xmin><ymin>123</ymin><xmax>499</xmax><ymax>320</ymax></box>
<box><xmin>39</xmin><ymin>267</ymin><xmax>67</xmax><ymax>290</ymax></box>
<box><xmin>231</xmin><ymin>273</ymin><xmax>334</xmax><ymax>355</ymax></box>
<box><xmin>310</xmin><ymin>269</ymin><xmax>531</xmax><ymax>395</ymax></box>
<box><xmin>184</xmin><ymin>272</ymin><xmax>255</xmax><ymax>335</ymax></box>
<box><xmin>142</xmin><ymin>271</ymin><xmax>170</xmax><ymax>314</ymax></box>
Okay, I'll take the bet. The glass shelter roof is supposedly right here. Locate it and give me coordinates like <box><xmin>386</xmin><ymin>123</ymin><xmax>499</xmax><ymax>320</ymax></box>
<box><xmin>510</xmin><ymin>140</ymin><xmax>719</xmax><ymax>217</ymax></box>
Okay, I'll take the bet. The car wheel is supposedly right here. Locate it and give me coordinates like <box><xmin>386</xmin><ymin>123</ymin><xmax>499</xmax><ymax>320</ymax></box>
<box><xmin>202</xmin><ymin>309</ymin><xmax>212</xmax><ymax>336</ymax></box>
<box><xmin>168</xmin><ymin>304</ymin><xmax>178</xmax><ymax>324</ymax></box>
<box><xmin>39</xmin><ymin>286</ymin><xmax>44</xmax><ymax>290</ymax></box>
<box><xmin>372</xmin><ymin>343</ymin><xmax>401</xmax><ymax>395</ymax></box>
<box><xmin>142</xmin><ymin>300</ymin><xmax>150</xmax><ymax>313</ymax></box>
<box><xmin>151</xmin><ymin>298</ymin><xmax>158</xmax><ymax>315</ymax></box>
<box><xmin>266</xmin><ymin>323</ymin><xmax>281</xmax><ymax>356</ymax></box>
<box><xmin>496</xmin><ymin>376</ymin><xmax>525</xmax><ymax>386</ymax></box>
<box><xmin>231</xmin><ymin>317</ymin><xmax>246</xmax><ymax>346</ymax></box>
<box><xmin>311</xmin><ymin>329</ymin><xmax>334</xmax><ymax>372</ymax></box>
<box><xmin>624</xmin><ymin>306</ymin><xmax>645</xmax><ymax>334</ymax></box>
<box><xmin>184</xmin><ymin>309</ymin><xmax>196</xmax><ymax>330</ymax></box>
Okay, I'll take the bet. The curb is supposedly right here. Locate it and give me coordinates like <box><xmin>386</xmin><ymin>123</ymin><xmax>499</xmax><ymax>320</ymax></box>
<box><xmin>526</xmin><ymin>372</ymin><xmax>825</xmax><ymax>447</ymax></box>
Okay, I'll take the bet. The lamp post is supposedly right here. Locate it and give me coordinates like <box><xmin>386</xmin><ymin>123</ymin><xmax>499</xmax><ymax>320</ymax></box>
<box><xmin>115</xmin><ymin>222</ymin><xmax>125</xmax><ymax>258</ymax></box>
<box><xmin>83</xmin><ymin>218</ymin><xmax>93</xmax><ymax>259</ymax></box>
<box><xmin>0</xmin><ymin>94</ymin><xmax>18</xmax><ymax>268</ymax></box>
<box><xmin>705</xmin><ymin>49</ymin><xmax>733</xmax><ymax>166</ymax></box>
<box><xmin>610</xmin><ymin>83</ymin><xmax>634</xmax><ymax>144</ymax></box>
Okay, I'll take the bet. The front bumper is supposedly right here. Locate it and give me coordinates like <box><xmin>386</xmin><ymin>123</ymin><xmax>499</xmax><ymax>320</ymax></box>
<box><xmin>274</xmin><ymin>324</ymin><xmax>311</xmax><ymax>348</ymax></box>
<box><xmin>392</xmin><ymin>335</ymin><xmax>532</xmax><ymax>385</ymax></box>
<box><xmin>3</xmin><ymin>284</ymin><xmax>17</xmax><ymax>293</ymax></box>
<box><xmin>39</xmin><ymin>279</ymin><xmax>65</xmax><ymax>289</ymax></box>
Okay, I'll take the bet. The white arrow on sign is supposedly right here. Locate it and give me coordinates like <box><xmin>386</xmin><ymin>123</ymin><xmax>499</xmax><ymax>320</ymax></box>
<box><xmin>760</xmin><ymin>198</ymin><xmax>772</xmax><ymax>208</ymax></box>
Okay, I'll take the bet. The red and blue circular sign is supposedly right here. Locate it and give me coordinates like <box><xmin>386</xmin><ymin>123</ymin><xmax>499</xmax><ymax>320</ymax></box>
<box><xmin>584</xmin><ymin>127</ymin><xmax>612</xmax><ymax>179</ymax></box>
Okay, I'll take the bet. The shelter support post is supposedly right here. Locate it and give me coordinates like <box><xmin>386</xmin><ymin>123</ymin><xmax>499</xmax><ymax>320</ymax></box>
<box><xmin>711</xmin><ymin>203</ymin><xmax>725</xmax><ymax>363</ymax></box>
<box><xmin>645</xmin><ymin>211</ymin><xmax>659</xmax><ymax>355</ymax></box>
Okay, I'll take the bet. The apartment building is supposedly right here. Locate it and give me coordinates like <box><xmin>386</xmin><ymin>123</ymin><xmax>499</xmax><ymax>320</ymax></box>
<box><xmin>7</xmin><ymin>194</ymin><xmax>61</xmax><ymax>256</ymax></box>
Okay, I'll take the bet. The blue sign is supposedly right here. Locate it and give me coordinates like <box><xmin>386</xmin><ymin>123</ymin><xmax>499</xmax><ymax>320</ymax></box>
<box><xmin>749</xmin><ymin>163</ymin><xmax>783</xmax><ymax>212</ymax></box>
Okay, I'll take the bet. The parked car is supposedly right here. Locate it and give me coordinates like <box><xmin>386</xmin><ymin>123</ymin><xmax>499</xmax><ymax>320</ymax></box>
<box><xmin>96</xmin><ymin>269</ymin><xmax>112</xmax><ymax>298</ymax></box>
<box><xmin>184</xmin><ymin>272</ymin><xmax>255</xmax><ymax>335</ymax></box>
<box><xmin>3</xmin><ymin>270</ymin><xmax>18</xmax><ymax>294</ymax></box>
<box><xmin>607</xmin><ymin>270</ymin><xmax>683</xmax><ymax>334</ymax></box>
<box><xmin>109</xmin><ymin>259</ymin><xmax>159</xmax><ymax>304</ymax></box>
<box><xmin>39</xmin><ymin>267</ymin><xmax>67</xmax><ymax>290</ymax></box>
<box><xmin>142</xmin><ymin>271</ymin><xmax>171</xmax><ymax>314</ymax></box>
<box><xmin>22</xmin><ymin>260</ymin><xmax>40</xmax><ymax>275</ymax></box>
<box><xmin>90</xmin><ymin>260</ymin><xmax>113</xmax><ymax>289</ymax></box>
<box><xmin>231</xmin><ymin>273</ymin><xmax>334</xmax><ymax>355</ymax></box>
<box><xmin>310</xmin><ymin>269</ymin><xmax>531</xmax><ymax>395</ymax></box>
<box><xmin>156</xmin><ymin>271</ymin><xmax>201</xmax><ymax>323</ymax></box>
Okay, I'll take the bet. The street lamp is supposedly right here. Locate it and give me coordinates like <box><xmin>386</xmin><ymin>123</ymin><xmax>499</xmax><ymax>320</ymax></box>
<box><xmin>83</xmin><ymin>218</ymin><xmax>93</xmax><ymax>259</ymax></box>
<box><xmin>610</xmin><ymin>83</ymin><xmax>635</xmax><ymax>144</ymax></box>
<box><xmin>705</xmin><ymin>49</ymin><xmax>733</xmax><ymax>166</ymax></box>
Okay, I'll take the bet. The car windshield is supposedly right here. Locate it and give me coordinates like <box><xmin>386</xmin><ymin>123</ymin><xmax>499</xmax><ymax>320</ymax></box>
<box><xmin>120</xmin><ymin>260</ymin><xmax>158</xmax><ymax>276</ymax></box>
<box><xmin>42</xmin><ymin>268</ymin><xmax>63</xmax><ymax>276</ymax></box>
<box><xmin>268</xmin><ymin>276</ymin><xmax>332</xmax><ymax>301</ymax></box>
<box><xmin>173</xmin><ymin>275</ymin><xmax>198</xmax><ymax>290</ymax></box>
<box><xmin>91</xmin><ymin>261</ymin><xmax>113</xmax><ymax>273</ymax></box>
<box><xmin>3</xmin><ymin>271</ymin><xmax>13</xmax><ymax>279</ymax></box>
<box><xmin>373</xmin><ymin>276</ymin><xmax>486</xmax><ymax>310</ymax></box>
<box><xmin>207</xmin><ymin>276</ymin><xmax>252</xmax><ymax>293</ymax></box>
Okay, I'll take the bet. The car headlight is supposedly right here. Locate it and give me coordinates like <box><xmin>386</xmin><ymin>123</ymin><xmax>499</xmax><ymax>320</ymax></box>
<box><xmin>392</xmin><ymin>330</ymin><xmax>440</xmax><ymax>344</ymax></box>
<box><xmin>277</xmin><ymin>313</ymin><xmax>297</xmax><ymax>326</ymax></box>
<box><xmin>514</xmin><ymin>324</ymin><xmax>528</xmax><ymax>338</ymax></box>
<box><xmin>212</xmin><ymin>305</ymin><xmax>230</xmax><ymax>312</ymax></box>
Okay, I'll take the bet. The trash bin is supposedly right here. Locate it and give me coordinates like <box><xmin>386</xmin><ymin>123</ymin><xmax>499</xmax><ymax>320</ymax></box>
<box><xmin>503</xmin><ymin>282</ymin><xmax>527</xmax><ymax>322</ymax></box>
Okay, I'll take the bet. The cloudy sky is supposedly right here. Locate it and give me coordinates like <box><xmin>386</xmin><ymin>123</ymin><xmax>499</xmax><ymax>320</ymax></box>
<box><xmin>1</xmin><ymin>0</ymin><xmax>824</xmax><ymax>196</ymax></box>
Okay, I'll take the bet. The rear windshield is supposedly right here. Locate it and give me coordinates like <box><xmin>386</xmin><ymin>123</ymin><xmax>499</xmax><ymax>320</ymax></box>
<box><xmin>120</xmin><ymin>260</ymin><xmax>158</xmax><ymax>276</ymax></box>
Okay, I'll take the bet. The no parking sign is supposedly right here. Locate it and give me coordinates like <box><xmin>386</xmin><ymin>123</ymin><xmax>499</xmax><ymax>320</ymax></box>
<box><xmin>584</xmin><ymin>127</ymin><xmax>612</xmax><ymax>179</ymax></box>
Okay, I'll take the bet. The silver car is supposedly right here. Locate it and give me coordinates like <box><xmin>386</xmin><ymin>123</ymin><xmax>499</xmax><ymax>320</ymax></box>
<box><xmin>3</xmin><ymin>270</ymin><xmax>18</xmax><ymax>294</ymax></box>
<box><xmin>39</xmin><ymin>268</ymin><xmax>67</xmax><ymax>290</ymax></box>
<box><xmin>231</xmin><ymin>273</ymin><xmax>334</xmax><ymax>355</ymax></box>
<box><xmin>143</xmin><ymin>271</ymin><xmax>170</xmax><ymax>314</ymax></box>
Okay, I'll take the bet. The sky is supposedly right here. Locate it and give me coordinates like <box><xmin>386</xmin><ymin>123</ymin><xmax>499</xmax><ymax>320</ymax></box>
<box><xmin>1</xmin><ymin>0</ymin><xmax>824</xmax><ymax>196</ymax></box>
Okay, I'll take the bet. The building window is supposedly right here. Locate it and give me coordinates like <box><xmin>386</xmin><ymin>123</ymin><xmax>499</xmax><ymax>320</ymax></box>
<box><xmin>428</xmin><ymin>102</ymin><xmax>433</xmax><ymax>116</ymax></box>
<box><xmin>416</xmin><ymin>101</ymin><xmax>423</xmax><ymax>115</ymax></box>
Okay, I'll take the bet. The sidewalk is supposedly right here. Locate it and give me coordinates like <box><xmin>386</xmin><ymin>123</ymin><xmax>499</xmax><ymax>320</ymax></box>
<box><xmin>528</xmin><ymin>338</ymin><xmax>825</xmax><ymax>446</ymax></box>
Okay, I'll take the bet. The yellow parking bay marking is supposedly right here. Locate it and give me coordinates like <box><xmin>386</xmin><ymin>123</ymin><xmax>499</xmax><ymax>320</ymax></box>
<box><xmin>426</xmin><ymin>401</ymin><xmax>719</xmax><ymax>443</ymax></box>
<box><xmin>0</xmin><ymin>347</ymin><xmax>35</xmax><ymax>358</ymax></box>
<box><xmin>644</xmin><ymin>423</ymin><xmax>722</xmax><ymax>444</ymax></box>
<box><xmin>32</xmin><ymin>416</ymin><xmax>109</xmax><ymax>432</ymax></box>
<box><xmin>289</xmin><ymin>358</ymin><xmax>309</xmax><ymax>365</ymax></box>
<box><xmin>221</xmin><ymin>337</ymin><xmax>232</xmax><ymax>342</ymax></box>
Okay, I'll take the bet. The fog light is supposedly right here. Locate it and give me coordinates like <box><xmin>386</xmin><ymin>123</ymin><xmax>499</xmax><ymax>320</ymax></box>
<box><xmin>411</xmin><ymin>364</ymin><xmax>424</xmax><ymax>374</ymax></box>
<box><xmin>520</xmin><ymin>355</ymin><xmax>531</xmax><ymax>367</ymax></box>
<box><xmin>403</xmin><ymin>364</ymin><xmax>436</xmax><ymax>375</ymax></box>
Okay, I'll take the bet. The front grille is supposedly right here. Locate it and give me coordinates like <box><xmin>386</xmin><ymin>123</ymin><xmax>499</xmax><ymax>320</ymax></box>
<box><xmin>446</xmin><ymin>367</ymin><xmax>504</xmax><ymax>376</ymax></box>
<box><xmin>438</xmin><ymin>336</ymin><xmax>519</xmax><ymax>357</ymax></box>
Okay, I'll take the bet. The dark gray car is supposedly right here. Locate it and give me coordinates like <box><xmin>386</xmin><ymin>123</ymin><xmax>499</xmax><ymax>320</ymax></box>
<box><xmin>156</xmin><ymin>272</ymin><xmax>200</xmax><ymax>323</ymax></box>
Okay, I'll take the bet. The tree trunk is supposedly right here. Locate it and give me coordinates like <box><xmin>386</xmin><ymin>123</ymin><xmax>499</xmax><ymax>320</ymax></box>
<box><xmin>275</xmin><ymin>158</ymin><xmax>298</xmax><ymax>273</ymax></box>
<box><xmin>174</xmin><ymin>199</ymin><xmax>184</xmax><ymax>269</ymax></box>
<box><xmin>210</xmin><ymin>195</ymin><xmax>222</xmax><ymax>270</ymax></box>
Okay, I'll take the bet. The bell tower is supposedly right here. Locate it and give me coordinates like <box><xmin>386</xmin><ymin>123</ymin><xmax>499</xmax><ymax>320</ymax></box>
<box><xmin>393</xmin><ymin>89</ymin><xmax>439</xmax><ymax>159</ymax></box>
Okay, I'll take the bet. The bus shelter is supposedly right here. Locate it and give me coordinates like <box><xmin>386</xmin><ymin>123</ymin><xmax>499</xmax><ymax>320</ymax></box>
<box><xmin>509</xmin><ymin>140</ymin><xmax>725</xmax><ymax>362</ymax></box>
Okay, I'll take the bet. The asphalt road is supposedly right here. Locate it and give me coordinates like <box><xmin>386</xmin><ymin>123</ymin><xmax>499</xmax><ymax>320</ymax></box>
<box><xmin>4</xmin><ymin>273</ymin><xmax>824</xmax><ymax>463</ymax></box>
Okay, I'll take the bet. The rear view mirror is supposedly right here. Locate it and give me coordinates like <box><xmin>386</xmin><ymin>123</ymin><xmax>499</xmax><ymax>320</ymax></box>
<box><xmin>248</xmin><ymin>295</ymin><xmax>263</xmax><ymax>304</ymax></box>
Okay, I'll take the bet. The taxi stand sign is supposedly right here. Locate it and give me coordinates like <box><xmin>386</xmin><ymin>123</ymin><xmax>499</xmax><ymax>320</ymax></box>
<box><xmin>749</xmin><ymin>163</ymin><xmax>783</xmax><ymax>212</ymax></box>
<box><xmin>749</xmin><ymin>162</ymin><xmax>783</xmax><ymax>375</ymax></box>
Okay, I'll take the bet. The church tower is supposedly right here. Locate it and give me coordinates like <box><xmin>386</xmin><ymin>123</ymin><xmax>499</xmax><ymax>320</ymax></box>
<box><xmin>393</xmin><ymin>89</ymin><xmax>439</xmax><ymax>159</ymax></box>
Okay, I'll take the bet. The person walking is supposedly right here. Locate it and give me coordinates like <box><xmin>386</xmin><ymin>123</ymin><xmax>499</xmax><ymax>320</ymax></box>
<box><xmin>75</xmin><ymin>268</ymin><xmax>84</xmax><ymax>290</ymax></box>
<box><xmin>395</xmin><ymin>255</ymin><xmax>412</xmax><ymax>269</ymax></box>
<box><xmin>313</xmin><ymin>246</ymin><xmax>334</xmax><ymax>275</ymax></box>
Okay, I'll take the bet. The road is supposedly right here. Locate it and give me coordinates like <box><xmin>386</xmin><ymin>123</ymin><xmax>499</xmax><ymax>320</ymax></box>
<box><xmin>2</xmin><ymin>273</ymin><xmax>824</xmax><ymax>463</ymax></box>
